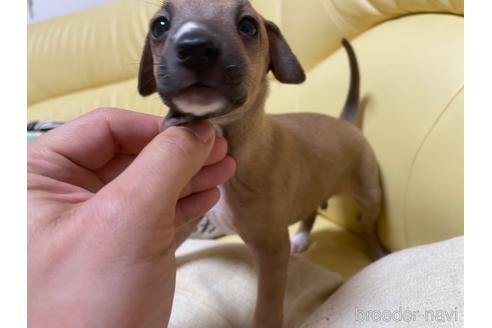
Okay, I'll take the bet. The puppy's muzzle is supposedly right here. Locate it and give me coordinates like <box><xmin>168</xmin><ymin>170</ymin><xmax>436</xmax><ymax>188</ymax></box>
<box><xmin>176</xmin><ymin>32</ymin><xmax>220</xmax><ymax>71</ymax></box>
<box><xmin>159</xmin><ymin>25</ymin><xmax>248</xmax><ymax>130</ymax></box>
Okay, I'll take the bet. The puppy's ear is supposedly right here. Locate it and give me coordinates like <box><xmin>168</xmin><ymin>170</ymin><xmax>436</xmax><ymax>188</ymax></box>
<box><xmin>138</xmin><ymin>34</ymin><xmax>157</xmax><ymax>96</ymax></box>
<box><xmin>264</xmin><ymin>20</ymin><xmax>305</xmax><ymax>84</ymax></box>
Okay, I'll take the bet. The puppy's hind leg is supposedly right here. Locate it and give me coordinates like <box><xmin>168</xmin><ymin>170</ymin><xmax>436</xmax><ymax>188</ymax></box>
<box><xmin>290</xmin><ymin>211</ymin><xmax>316</xmax><ymax>254</ymax></box>
<box><xmin>354</xmin><ymin>185</ymin><xmax>387</xmax><ymax>260</ymax></box>
<box><xmin>351</xmin><ymin>151</ymin><xmax>387</xmax><ymax>260</ymax></box>
<box><xmin>357</xmin><ymin>203</ymin><xmax>386</xmax><ymax>260</ymax></box>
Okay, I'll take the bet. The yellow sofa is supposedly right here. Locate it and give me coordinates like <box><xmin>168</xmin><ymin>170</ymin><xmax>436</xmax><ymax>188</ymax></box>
<box><xmin>28</xmin><ymin>0</ymin><xmax>463</xmax><ymax>279</ymax></box>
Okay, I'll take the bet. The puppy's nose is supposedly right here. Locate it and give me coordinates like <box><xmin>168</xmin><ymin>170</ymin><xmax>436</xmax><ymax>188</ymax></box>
<box><xmin>176</xmin><ymin>33</ymin><xmax>220</xmax><ymax>70</ymax></box>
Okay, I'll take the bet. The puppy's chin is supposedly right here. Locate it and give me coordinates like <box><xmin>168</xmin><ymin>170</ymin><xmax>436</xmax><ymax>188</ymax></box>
<box><xmin>171</xmin><ymin>85</ymin><xmax>227</xmax><ymax>116</ymax></box>
<box><xmin>161</xmin><ymin>85</ymin><xmax>248</xmax><ymax>129</ymax></box>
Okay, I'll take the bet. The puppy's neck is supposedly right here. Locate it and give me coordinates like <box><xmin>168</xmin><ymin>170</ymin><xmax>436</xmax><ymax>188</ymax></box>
<box><xmin>218</xmin><ymin>81</ymin><xmax>271</xmax><ymax>156</ymax></box>
<box><xmin>214</xmin><ymin>81</ymin><xmax>274</xmax><ymax>192</ymax></box>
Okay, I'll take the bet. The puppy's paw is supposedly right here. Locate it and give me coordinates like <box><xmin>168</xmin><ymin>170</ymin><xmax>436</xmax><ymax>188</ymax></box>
<box><xmin>290</xmin><ymin>231</ymin><xmax>310</xmax><ymax>254</ymax></box>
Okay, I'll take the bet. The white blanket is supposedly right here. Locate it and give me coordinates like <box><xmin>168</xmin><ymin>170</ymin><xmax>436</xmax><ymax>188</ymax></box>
<box><xmin>170</xmin><ymin>237</ymin><xmax>464</xmax><ymax>328</ymax></box>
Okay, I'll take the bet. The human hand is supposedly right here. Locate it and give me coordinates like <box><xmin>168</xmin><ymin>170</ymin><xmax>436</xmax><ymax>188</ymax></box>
<box><xmin>28</xmin><ymin>108</ymin><xmax>236</xmax><ymax>327</ymax></box>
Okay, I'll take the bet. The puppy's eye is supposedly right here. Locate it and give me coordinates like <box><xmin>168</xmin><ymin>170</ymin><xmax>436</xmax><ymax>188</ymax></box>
<box><xmin>238</xmin><ymin>17</ymin><xmax>258</xmax><ymax>37</ymax></box>
<box><xmin>151</xmin><ymin>17</ymin><xmax>170</xmax><ymax>38</ymax></box>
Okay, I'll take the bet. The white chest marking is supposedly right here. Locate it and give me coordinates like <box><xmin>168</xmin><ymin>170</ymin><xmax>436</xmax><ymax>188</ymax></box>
<box><xmin>206</xmin><ymin>185</ymin><xmax>237</xmax><ymax>234</ymax></box>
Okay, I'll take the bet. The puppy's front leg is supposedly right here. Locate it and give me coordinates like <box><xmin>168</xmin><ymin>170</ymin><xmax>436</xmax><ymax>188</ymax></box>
<box><xmin>248</xmin><ymin>229</ymin><xmax>290</xmax><ymax>328</ymax></box>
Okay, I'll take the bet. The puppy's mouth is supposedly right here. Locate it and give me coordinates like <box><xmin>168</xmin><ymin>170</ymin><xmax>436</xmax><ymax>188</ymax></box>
<box><xmin>162</xmin><ymin>82</ymin><xmax>240</xmax><ymax>129</ymax></box>
<box><xmin>172</xmin><ymin>83</ymin><xmax>227</xmax><ymax>115</ymax></box>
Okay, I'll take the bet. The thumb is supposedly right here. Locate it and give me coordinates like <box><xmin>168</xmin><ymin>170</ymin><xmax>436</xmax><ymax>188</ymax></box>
<box><xmin>100</xmin><ymin>120</ymin><xmax>216</xmax><ymax>219</ymax></box>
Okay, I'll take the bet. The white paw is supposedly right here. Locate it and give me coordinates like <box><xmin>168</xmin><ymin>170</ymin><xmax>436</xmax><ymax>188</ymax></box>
<box><xmin>290</xmin><ymin>231</ymin><xmax>310</xmax><ymax>254</ymax></box>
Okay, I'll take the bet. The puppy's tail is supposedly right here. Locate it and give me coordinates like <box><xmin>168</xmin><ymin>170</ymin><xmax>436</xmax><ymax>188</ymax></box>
<box><xmin>339</xmin><ymin>38</ymin><xmax>360</xmax><ymax>126</ymax></box>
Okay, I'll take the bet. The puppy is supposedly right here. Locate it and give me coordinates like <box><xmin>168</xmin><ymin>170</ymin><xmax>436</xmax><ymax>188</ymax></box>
<box><xmin>138</xmin><ymin>1</ymin><xmax>385</xmax><ymax>326</ymax></box>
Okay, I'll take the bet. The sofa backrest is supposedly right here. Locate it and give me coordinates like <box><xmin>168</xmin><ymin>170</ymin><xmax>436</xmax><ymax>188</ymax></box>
<box><xmin>28</xmin><ymin>0</ymin><xmax>153</xmax><ymax>107</ymax></box>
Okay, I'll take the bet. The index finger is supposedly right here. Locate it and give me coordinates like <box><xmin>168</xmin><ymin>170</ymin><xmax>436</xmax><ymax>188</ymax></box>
<box><xmin>32</xmin><ymin>108</ymin><xmax>162</xmax><ymax>171</ymax></box>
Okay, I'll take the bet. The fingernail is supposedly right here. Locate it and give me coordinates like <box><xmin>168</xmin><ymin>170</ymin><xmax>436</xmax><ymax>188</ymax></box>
<box><xmin>180</xmin><ymin>121</ymin><xmax>214</xmax><ymax>143</ymax></box>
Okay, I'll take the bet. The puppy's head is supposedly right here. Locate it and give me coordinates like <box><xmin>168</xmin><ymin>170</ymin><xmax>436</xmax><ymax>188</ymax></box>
<box><xmin>138</xmin><ymin>0</ymin><xmax>305</xmax><ymax>128</ymax></box>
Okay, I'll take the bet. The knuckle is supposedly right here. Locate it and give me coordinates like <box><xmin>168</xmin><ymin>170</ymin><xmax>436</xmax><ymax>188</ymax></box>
<box><xmin>90</xmin><ymin>107</ymin><xmax>119</xmax><ymax>120</ymax></box>
<box><xmin>27</xmin><ymin>145</ymin><xmax>48</xmax><ymax>174</ymax></box>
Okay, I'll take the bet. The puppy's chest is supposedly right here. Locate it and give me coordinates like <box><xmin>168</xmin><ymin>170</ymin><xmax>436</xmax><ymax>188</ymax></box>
<box><xmin>205</xmin><ymin>185</ymin><xmax>238</xmax><ymax>234</ymax></box>
<box><xmin>205</xmin><ymin>180</ymin><xmax>309</xmax><ymax>234</ymax></box>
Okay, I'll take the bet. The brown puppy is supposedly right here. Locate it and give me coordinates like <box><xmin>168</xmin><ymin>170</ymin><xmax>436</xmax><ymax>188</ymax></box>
<box><xmin>138</xmin><ymin>1</ymin><xmax>385</xmax><ymax>326</ymax></box>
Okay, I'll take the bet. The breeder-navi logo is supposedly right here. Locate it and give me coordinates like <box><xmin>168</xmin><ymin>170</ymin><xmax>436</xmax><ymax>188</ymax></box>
<box><xmin>355</xmin><ymin>306</ymin><xmax>460</xmax><ymax>323</ymax></box>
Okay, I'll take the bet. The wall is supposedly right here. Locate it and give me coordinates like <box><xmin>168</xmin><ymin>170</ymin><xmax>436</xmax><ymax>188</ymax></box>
<box><xmin>28</xmin><ymin>0</ymin><xmax>113</xmax><ymax>24</ymax></box>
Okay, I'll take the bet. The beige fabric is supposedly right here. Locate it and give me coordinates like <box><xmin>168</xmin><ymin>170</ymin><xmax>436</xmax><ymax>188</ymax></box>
<box><xmin>172</xmin><ymin>240</ymin><xmax>343</xmax><ymax>328</ymax></box>
<box><xmin>302</xmin><ymin>237</ymin><xmax>464</xmax><ymax>327</ymax></box>
<box><xmin>171</xmin><ymin>237</ymin><xmax>463</xmax><ymax>327</ymax></box>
